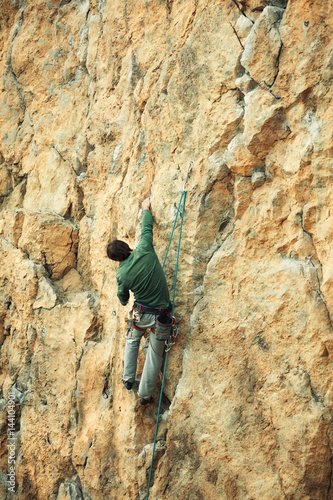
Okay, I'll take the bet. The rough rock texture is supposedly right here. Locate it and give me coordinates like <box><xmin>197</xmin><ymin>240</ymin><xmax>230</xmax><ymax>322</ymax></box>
<box><xmin>1</xmin><ymin>0</ymin><xmax>333</xmax><ymax>499</ymax></box>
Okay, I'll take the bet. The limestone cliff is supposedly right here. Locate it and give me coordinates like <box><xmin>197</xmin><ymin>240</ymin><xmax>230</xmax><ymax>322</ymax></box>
<box><xmin>1</xmin><ymin>0</ymin><xmax>333</xmax><ymax>498</ymax></box>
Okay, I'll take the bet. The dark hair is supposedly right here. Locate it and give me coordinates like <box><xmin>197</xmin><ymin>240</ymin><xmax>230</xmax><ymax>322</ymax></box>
<box><xmin>107</xmin><ymin>240</ymin><xmax>132</xmax><ymax>261</ymax></box>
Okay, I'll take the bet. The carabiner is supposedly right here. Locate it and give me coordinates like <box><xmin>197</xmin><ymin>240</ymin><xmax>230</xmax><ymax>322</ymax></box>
<box><xmin>183</xmin><ymin>161</ymin><xmax>193</xmax><ymax>191</ymax></box>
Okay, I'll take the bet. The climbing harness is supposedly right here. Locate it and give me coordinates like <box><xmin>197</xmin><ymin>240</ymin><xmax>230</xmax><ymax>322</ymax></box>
<box><xmin>146</xmin><ymin>161</ymin><xmax>193</xmax><ymax>499</ymax></box>
<box><xmin>126</xmin><ymin>308</ymin><xmax>144</xmax><ymax>336</ymax></box>
<box><xmin>127</xmin><ymin>302</ymin><xmax>173</xmax><ymax>340</ymax></box>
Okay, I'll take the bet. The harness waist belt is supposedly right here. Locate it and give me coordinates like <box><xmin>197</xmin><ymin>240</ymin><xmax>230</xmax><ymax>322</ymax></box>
<box><xmin>134</xmin><ymin>301</ymin><xmax>171</xmax><ymax>315</ymax></box>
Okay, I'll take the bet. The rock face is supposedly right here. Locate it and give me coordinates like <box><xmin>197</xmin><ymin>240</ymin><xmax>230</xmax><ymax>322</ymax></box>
<box><xmin>1</xmin><ymin>0</ymin><xmax>333</xmax><ymax>499</ymax></box>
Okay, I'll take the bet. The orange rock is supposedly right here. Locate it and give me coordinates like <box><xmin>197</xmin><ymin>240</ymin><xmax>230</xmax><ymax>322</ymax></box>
<box><xmin>0</xmin><ymin>0</ymin><xmax>333</xmax><ymax>498</ymax></box>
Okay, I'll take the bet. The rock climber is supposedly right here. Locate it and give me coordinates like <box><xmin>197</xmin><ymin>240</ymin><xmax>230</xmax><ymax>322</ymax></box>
<box><xmin>107</xmin><ymin>197</ymin><xmax>172</xmax><ymax>406</ymax></box>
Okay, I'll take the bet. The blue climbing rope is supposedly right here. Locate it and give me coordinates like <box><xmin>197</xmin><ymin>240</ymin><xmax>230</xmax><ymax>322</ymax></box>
<box><xmin>146</xmin><ymin>162</ymin><xmax>193</xmax><ymax>499</ymax></box>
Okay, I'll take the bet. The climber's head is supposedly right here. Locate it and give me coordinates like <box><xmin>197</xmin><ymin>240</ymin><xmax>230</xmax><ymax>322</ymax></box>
<box><xmin>107</xmin><ymin>240</ymin><xmax>132</xmax><ymax>262</ymax></box>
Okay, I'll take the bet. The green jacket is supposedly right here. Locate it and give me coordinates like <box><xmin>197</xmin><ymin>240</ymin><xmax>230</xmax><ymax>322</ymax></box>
<box><xmin>116</xmin><ymin>210</ymin><xmax>170</xmax><ymax>307</ymax></box>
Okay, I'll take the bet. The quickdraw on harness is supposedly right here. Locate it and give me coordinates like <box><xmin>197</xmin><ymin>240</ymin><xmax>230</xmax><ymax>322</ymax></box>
<box><xmin>165</xmin><ymin>315</ymin><xmax>177</xmax><ymax>353</ymax></box>
<box><xmin>146</xmin><ymin>161</ymin><xmax>193</xmax><ymax>500</ymax></box>
<box><xmin>126</xmin><ymin>307</ymin><xmax>145</xmax><ymax>335</ymax></box>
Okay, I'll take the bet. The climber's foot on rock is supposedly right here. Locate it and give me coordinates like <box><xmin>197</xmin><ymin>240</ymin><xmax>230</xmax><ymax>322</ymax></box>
<box><xmin>140</xmin><ymin>397</ymin><xmax>152</xmax><ymax>406</ymax></box>
<box><xmin>123</xmin><ymin>381</ymin><xmax>133</xmax><ymax>391</ymax></box>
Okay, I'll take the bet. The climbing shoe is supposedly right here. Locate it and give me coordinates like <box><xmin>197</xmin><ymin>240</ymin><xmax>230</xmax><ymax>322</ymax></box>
<box><xmin>140</xmin><ymin>398</ymin><xmax>151</xmax><ymax>405</ymax></box>
<box><xmin>124</xmin><ymin>381</ymin><xmax>133</xmax><ymax>391</ymax></box>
